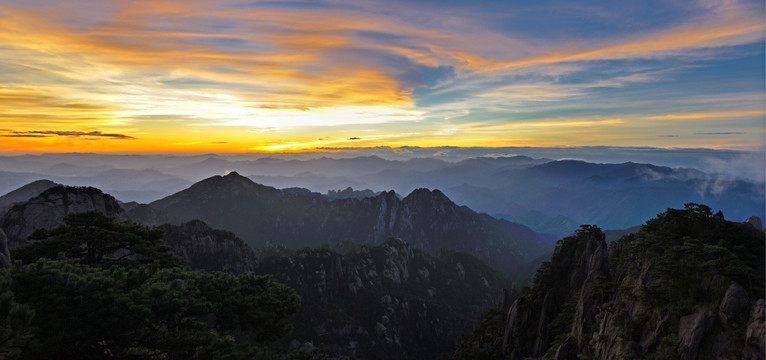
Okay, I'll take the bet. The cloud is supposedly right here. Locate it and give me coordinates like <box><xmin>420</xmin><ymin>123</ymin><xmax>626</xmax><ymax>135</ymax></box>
<box><xmin>645</xmin><ymin>109</ymin><xmax>764</xmax><ymax>120</ymax></box>
<box><xmin>0</xmin><ymin>134</ymin><xmax>48</xmax><ymax>138</ymax></box>
<box><xmin>2</xmin><ymin>130</ymin><xmax>135</xmax><ymax>139</ymax></box>
<box><xmin>696</xmin><ymin>131</ymin><xmax>745</xmax><ymax>135</ymax></box>
<box><xmin>0</xmin><ymin>0</ymin><xmax>762</xmax><ymax>152</ymax></box>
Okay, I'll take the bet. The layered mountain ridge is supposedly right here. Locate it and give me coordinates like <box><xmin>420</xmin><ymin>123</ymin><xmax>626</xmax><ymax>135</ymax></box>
<box><xmin>150</xmin><ymin>171</ymin><xmax>551</xmax><ymax>274</ymax></box>
<box><xmin>2</xmin><ymin>153</ymin><xmax>763</xmax><ymax>238</ymax></box>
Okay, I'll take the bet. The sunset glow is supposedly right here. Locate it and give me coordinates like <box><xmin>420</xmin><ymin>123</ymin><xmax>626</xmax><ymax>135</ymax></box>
<box><xmin>0</xmin><ymin>0</ymin><xmax>764</xmax><ymax>153</ymax></box>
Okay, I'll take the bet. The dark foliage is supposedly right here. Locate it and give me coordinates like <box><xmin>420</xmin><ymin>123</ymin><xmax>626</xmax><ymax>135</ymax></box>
<box><xmin>4</xmin><ymin>212</ymin><xmax>323</xmax><ymax>360</ymax></box>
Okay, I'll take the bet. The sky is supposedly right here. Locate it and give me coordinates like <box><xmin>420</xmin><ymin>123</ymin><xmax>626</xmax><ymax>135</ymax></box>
<box><xmin>0</xmin><ymin>0</ymin><xmax>764</xmax><ymax>153</ymax></box>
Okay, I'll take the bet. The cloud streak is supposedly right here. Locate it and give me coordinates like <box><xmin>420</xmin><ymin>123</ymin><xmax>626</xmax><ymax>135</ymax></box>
<box><xmin>1</xmin><ymin>130</ymin><xmax>135</xmax><ymax>139</ymax></box>
<box><xmin>0</xmin><ymin>0</ymin><xmax>762</xmax><ymax>152</ymax></box>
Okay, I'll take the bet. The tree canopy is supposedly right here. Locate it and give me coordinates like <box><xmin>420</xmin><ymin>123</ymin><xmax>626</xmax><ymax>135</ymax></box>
<box><xmin>2</xmin><ymin>211</ymin><xmax>311</xmax><ymax>359</ymax></box>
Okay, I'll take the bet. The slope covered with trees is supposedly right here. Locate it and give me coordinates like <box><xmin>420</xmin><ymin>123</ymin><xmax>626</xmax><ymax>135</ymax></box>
<box><xmin>450</xmin><ymin>204</ymin><xmax>765</xmax><ymax>359</ymax></box>
<box><xmin>254</xmin><ymin>238</ymin><xmax>511</xmax><ymax>359</ymax></box>
<box><xmin>1</xmin><ymin>212</ymin><xmax>330</xmax><ymax>360</ymax></box>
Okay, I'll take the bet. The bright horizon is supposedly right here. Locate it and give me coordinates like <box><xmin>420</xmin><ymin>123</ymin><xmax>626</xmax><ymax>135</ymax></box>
<box><xmin>1</xmin><ymin>0</ymin><xmax>764</xmax><ymax>153</ymax></box>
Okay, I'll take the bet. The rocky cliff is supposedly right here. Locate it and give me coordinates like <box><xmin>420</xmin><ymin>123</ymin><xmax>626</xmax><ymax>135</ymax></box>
<box><xmin>451</xmin><ymin>204</ymin><xmax>765</xmax><ymax>359</ymax></box>
<box><xmin>0</xmin><ymin>185</ymin><xmax>125</xmax><ymax>247</ymax></box>
<box><xmin>255</xmin><ymin>238</ymin><xmax>511</xmax><ymax>359</ymax></box>
<box><xmin>501</xmin><ymin>225</ymin><xmax>610</xmax><ymax>359</ymax></box>
<box><xmin>160</xmin><ymin>220</ymin><xmax>258</xmax><ymax>273</ymax></box>
<box><xmin>150</xmin><ymin>172</ymin><xmax>550</xmax><ymax>274</ymax></box>
<box><xmin>0</xmin><ymin>228</ymin><xmax>10</xmax><ymax>269</ymax></box>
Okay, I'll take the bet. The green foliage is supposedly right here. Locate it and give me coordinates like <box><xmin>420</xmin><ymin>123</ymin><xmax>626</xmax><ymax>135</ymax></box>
<box><xmin>0</xmin><ymin>273</ymin><xmax>34</xmax><ymax>360</ymax></box>
<box><xmin>603</xmin><ymin>203</ymin><xmax>765</xmax><ymax>357</ymax></box>
<box><xmin>15</xmin><ymin>211</ymin><xmax>182</xmax><ymax>268</ymax></box>
<box><xmin>449</xmin><ymin>203</ymin><xmax>765</xmax><ymax>359</ymax></box>
<box><xmin>11</xmin><ymin>255</ymin><xmax>301</xmax><ymax>359</ymax></box>
<box><xmin>5</xmin><ymin>211</ymin><xmax>312</xmax><ymax>359</ymax></box>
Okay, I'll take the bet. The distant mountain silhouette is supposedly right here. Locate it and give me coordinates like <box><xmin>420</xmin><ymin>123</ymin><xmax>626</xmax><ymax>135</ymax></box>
<box><xmin>150</xmin><ymin>172</ymin><xmax>551</xmax><ymax>274</ymax></box>
<box><xmin>1</xmin><ymin>153</ymin><xmax>762</xmax><ymax>237</ymax></box>
<box><xmin>447</xmin><ymin>160</ymin><xmax>765</xmax><ymax>232</ymax></box>
<box><xmin>0</xmin><ymin>179</ymin><xmax>59</xmax><ymax>214</ymax></box>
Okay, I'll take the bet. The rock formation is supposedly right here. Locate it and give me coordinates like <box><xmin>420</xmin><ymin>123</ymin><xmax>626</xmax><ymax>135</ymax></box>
<box><xmin>256</xmin><ymin>238</ymin><xmax>510</xmax><ymax>359</ymax></box>
<box><xmin>160</xmin><ymin>220</ymin><xmax>258</xmax><ymax>273</ymax></box>
<box><xmin>455</xmin><ymin>204</ymin><xmax>765</xmax><ymax>359</ymax></box>
<box><xmin>0</xmin><ymin>228</ymin><xmax>10</xmax><ymax>269</ymax></box>
<box><xmin>0</xmin><ymin>185</ymin><xmax>125</xmax><ymax>247</ymax></box>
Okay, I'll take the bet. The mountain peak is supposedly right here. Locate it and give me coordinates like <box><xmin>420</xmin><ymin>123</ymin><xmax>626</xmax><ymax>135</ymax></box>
<box><xmin>191</xmin><ymin>171</ymin><xmax>255</xmax><ymax>189</ymax></box>
<box><xmin>0</xmin><ymin>179</ymin><xmax>60</xmax><ymax>212</ymax></box>
<box><xmin>223</xmin><ymin>170</ymin><xmax>244</xmax><ymax>178</ymax></box>
<box><xmin>404</xmin><ymin>188</ymin><xmax>451</xmax><ymax>204</ymax></box>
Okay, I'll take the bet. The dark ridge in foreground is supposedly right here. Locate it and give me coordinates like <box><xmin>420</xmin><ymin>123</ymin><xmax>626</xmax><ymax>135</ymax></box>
<box><xmin>450</xmin><ymin>204</ymin><xmax>765</xmax><ymax>359</ymax></box>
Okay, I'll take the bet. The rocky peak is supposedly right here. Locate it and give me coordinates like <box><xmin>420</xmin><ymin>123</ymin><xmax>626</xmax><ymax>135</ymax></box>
<box><xmin>203</xmin><ymin>171</ymin><xmax>257</xmax><ymax>190</ymax></box>
<box><xmin>0</xmin><ymin>185</ymin><xmax>125</xmax><ymax>247</ymax></box>
<box><xmin>502</xmin><ymin>226</ymin><xmax>608</xmax><ymax>359</ymax></box>
<box><xmin>745</xmin><ymin>216</ymin><xmax>763</xmax><ymax>231</ymax></box>
<box><xmin>402</xmin><ymin>188</ymin><xmax>453</xmax><ymax>208</ymax></box>
<box><xmin>0</xmin><ymin>179</ymin><xmax>59</xmax><ymax>214</ymax></box>
<box><xmin>570</xmin><ymin>229</ymin><xmax>609</xmax><ymax>348</ymax></box>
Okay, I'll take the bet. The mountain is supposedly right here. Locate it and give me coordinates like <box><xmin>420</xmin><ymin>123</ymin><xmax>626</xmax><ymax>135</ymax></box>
<box><xmin>159</xmin><ymin>220</ymin><xmax>258</xmax><ymax>274</ymax></box>
<box><xmin>0</xmin><ymin>179</ymin><xmax>59</xmax><ymax>214</ymax></box>
<box><xmin>255</xmin><ymin>238</ymin><xmax>511</xmax><ymax>359</ymax></box>
<box><xmin>0</xmin><ymin>171</ymin><xmax>54</xmax><ymax>198</ymax></box>
<box><xmin>150</xmin><ymin>172</ymin><xmax>551</xmax><ymax>274</ymax></box>
<box><xmin>450</xmin><ymin>204</ymin><xmax>765</xmax><ymax>359</ymax></box>
<box><xmin>0</xmin><ymin>182</ymin><xmax>516</xmax><ymax>359</ymax></box>
<box><xmin>326</xmin><ymin>187</ymin><xmax>380</xmax><ymax>201</ymax></box>
<box><xmin>446</xmin><ymin>160</ymin><xmax>765</xmax><ymax>231</ymax></box>
<box><xmin>0</xmin><ymin>185</ymin><xmax>125</xmax><ymax>247</ymax></box>
<box><xmin>120</xmin><ymin>201</ymin><xmax>180</xmax><ymax>227</ymax></box>
<box><xmin>2</xmin><ymin>153</ymin><xmax>761</xmax><ymax>237</ymax></box>
<box><xmin>56</xmin><ymin>168</ymin><xmax>191</xmax><ymax>203</ymax></box>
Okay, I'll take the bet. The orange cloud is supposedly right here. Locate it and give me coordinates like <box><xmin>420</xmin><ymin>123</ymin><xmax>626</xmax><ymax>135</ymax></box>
<box><xmin>645</xmin><ymin>109</ymin><xmax>765</xmax><ymax>120</ymax></box>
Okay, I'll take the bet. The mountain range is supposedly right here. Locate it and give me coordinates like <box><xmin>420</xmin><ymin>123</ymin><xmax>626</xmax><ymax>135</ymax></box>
<box><xmin>0</xmin><ymin>169</ymin><xmax>763</xmax><ymax>359</ymax></box>
<box><xmin>0</xmin><ymin>181</ymin><xmax>516</xmax><ymax>359</ymax></box>
<box><xmin>151</xmin><ymin>171</ymin><xmax>551</xmax><ymax>275</ymax></box>
<box><xmin>1</xmin><ymin>152</ymin><xmax>762</xmax><ymax>237</ymax></box>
